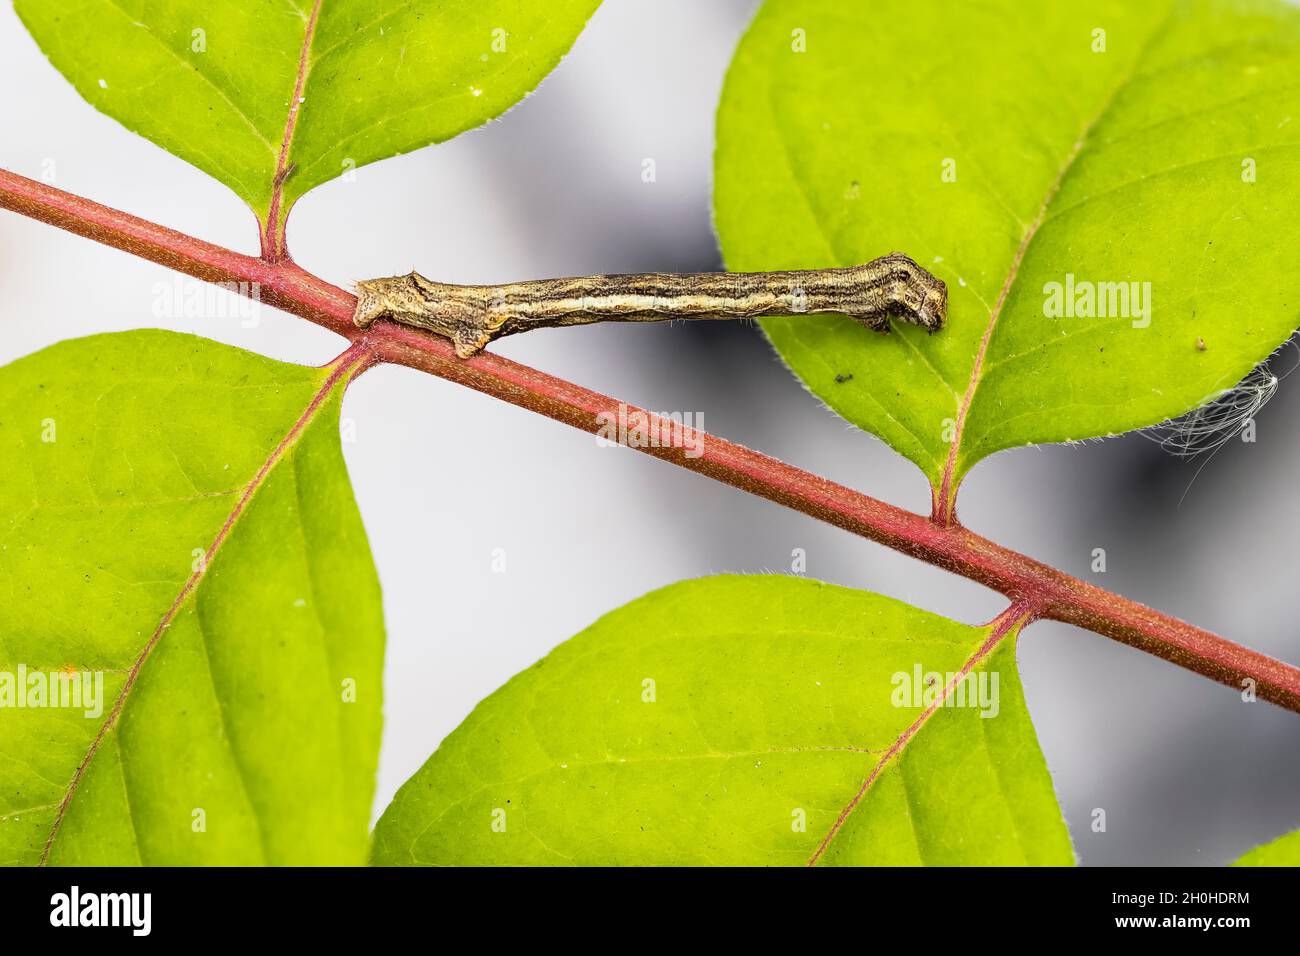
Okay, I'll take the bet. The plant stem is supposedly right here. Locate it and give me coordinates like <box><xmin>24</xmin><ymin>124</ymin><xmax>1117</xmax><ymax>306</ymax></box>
<box><xmin>3</xmin><ymin>167</ymin><xmax>1298</xmax><ymax>713</ymax></box>
<box><xmin>0</xmin><ymin>169</ymin><xmax>355</xmax><ymax>336</ymax></box>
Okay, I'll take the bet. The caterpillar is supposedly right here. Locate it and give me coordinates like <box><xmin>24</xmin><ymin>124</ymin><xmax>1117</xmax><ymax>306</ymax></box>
<box><xmin>352</xmin><ymin>252</ymin><xmax>947</xmax><ymax>358</ymax></box>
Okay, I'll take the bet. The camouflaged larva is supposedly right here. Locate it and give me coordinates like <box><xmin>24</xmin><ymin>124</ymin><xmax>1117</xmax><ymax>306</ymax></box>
<box><xmin>351</xmin><ymin>253</ymin><xmax>948</xmax><ymax>358</ymax></box>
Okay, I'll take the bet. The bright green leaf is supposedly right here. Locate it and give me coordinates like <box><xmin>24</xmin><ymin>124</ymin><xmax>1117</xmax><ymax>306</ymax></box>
<box><xmin>15</xmin><ymin>0</ymin><xmax>601</xmax><ymax>223</ymax></box>
<box><xmin>1233</xmin><ymin>829</ymin><xmax>1300</xmax><ymax>865</ymax></box>
<box><xmin>0</xmin><ymin>331</ymin><xmax>383</xmax><ymax>866</ymax></box>
<box><xmin>371</xmin><ymin>576</ymin><xmax>1071</xmax><ymax>866</ymax></box>
<box><xmin>715</xmin><ymin>0</ymin><xmax>1300</xmax><ymax>507</ymax></box>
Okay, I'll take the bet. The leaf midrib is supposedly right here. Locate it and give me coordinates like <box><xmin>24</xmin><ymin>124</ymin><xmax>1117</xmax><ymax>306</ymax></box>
<box><xmin>37</xmin><ymin>346</ymin><xmax>365</xmax><ymax>866</ymax></box>
<box><xmin>934</xmin><ymin>9</ymin><xmax>1176</xmax><ymax>514</ymax></box>
<box><xmin>265</xmin><ymin>0</ymin><xmax>324</xmax><ymax>230</ymax></box>
<box><xmin>806</xmin><ymin>611</ymin><xmax>1026</xmax><ymax>866</ymax></box>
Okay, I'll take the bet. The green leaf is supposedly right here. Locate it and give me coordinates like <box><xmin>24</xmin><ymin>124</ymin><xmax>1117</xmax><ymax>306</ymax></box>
<box><xmin>0</xmin><ymin>331</ymin><xmax>383</xmax><ymax>866</ymax></box>
<box><xmin>371</xmin><ymin>576</ymin><xmax>1071</xmax><ymax>866</ymax></box>
<box><xmin>715</xmin><ymin>0</ymin><xmax>1300</xmax><ymax>508</ymax></box>
<box><xmin>15</xmin><ymin>0</ymin><xmax>601</xmax><ymax>223</ymax></box>
<box><xmin>1233</xmin><ymin>829</ymin><xmax>1300</xmax><ymax>865</ymax></box>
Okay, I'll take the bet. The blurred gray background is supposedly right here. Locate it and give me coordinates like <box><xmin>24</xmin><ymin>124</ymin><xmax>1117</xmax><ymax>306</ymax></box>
<box><xmin>1</xmin><ymin>0</ymin><xmax>1297</xmax><ymax>866</ymax></box>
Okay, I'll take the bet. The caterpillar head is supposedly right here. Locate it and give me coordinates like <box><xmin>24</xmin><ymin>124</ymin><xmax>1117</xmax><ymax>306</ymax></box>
<box><xmin>881</xmin><ymin>252</ymin><xmax>947</xmax><ymax>332</ymax></box>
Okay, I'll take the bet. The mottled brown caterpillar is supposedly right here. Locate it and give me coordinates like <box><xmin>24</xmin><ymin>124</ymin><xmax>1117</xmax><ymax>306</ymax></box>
<box><xmin>352</xmin><ymin>252</ymin><xmax>947</xmax><ymax>358</ymax></box>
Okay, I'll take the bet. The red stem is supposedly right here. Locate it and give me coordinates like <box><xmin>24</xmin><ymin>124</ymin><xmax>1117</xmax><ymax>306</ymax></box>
<box><xmin>2</xmin><ymin>167</ymin><xmax>1298</xmax><ymax>713</ymax></box>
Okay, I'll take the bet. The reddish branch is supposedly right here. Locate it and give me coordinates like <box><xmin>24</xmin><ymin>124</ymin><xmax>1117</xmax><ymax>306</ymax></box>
<box><xmin>3</xmin><ymin>166</ymin><xmax>1299</xmax><ymax>713</ymax></box>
